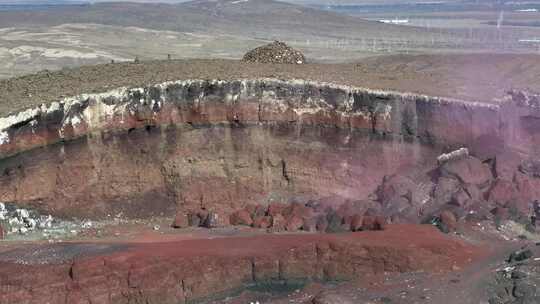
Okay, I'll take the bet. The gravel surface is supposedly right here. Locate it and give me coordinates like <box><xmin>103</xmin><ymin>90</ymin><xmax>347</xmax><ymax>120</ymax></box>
<box><xmin>0</xmin><ymin>243</ymin><xmax>129</xmax><ymax>265</ymax></box>
<box><xmin>1</xmin><ymin>54</ymin><xmax>540</xmax><ymax>116</ymax></box>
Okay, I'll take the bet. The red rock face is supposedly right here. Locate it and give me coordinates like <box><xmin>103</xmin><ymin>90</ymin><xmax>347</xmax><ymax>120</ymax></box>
<box><xmin>0</xmin><ymin>80</ymin><xmax>537</xmax><ymax>222</ymax></box>
<box><xmin>0</xmin><ymin>225</ymin><xmax>482</xmax><ymax>304</ymax></box>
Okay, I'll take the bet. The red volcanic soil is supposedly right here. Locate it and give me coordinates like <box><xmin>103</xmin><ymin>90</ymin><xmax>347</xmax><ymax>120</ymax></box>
<box><xmin>0</xmin><ymin>224</ymin><xmax>483</xmax><ymax>304</ymax></box>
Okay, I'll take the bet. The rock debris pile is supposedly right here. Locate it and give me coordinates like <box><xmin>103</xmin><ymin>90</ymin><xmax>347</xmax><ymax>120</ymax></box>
<box><xmin>228</xmin><ymin>201</ymin><xmax>387</xmax><ymax>233</ymax></box>
<box><xmin>489</xmin><ymin>247</ymin><xmax>540</xmax><ymax>304</ymax></box>
<box><xmin>242</xmin><ymin>41</ymin><xmax>306</xmax><ymax>64</ymax></box>
<box><xmin>173</xmin><ymin>201</ymin><xmax>387</xmax><ymax>233</ymax></box>
<box><xmin>0</xmin><ymin>203</ymin><xmax>90</xmax><ymax>240</ymax></box>
<box><xmin>170</xmin><ymin>145</ymin><xmax>540</xmax><ymax>238</ymax></box>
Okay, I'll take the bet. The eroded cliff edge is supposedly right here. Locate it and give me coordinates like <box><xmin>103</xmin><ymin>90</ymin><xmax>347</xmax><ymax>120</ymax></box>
<box><xmin>0</xmin><ymin>78</ymin><xmax>535</xmax><ymax>219</ymax></box>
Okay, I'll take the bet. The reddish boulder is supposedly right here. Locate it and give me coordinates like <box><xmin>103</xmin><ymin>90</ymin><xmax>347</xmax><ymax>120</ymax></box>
<box><xmin>285</xmin><ymin>215</ymin><xmax>304</xmax><ymax>231</ymax></box>
<box><xmin>196</xmin><ymin>209</ymin><xmax>209</xmax><ymax>224</ymax></box>
<box><xmin>244</xmin><ymin>205</ymin><xmax>257</xmax><ymax>216</ymax></box>
<box><xmin>336</xmin><ymin>201</ymin><xmax>365</xmax><ymax>219</ymax></box>
<box><xmin>171</xmin><ymin>212</ymin><xmax>189</xmax><ymax>228</ymax></box>
<box><xmin>433</xmin><ymin>176</ymin><xmax>461</xmax><ymax>206</ymax></box>
<box><xmin>440</xmin><ymin>210</ymin><xmax>458</xmax><ymax>232</ymax></box>
<box><xmin>450</xmin><ymin>188</ymin><xmax>471</xmax><ymax>207</ymax></box>
<box><xmin>283</xmin><ymin>203</ymin><xmax>312</xmax><ymax>220</ymax></box>
<box><xmin>361</xmin><ymin>216</ymin><xmax>386</xmax><ymax>231</ymax></box>
<box><xmin>362</xmin><ymin>216</ymin><xmax>376</xmax><ymax>230</ymax></box>
<box><xmin>378</xmin><ymin>175</ymin><xmax>416</xmax><ymax>204</ymax></box>
<box><xmin>342</xmin><ymin>215</ymin><xmax>353</xmax><ymax>227</ymax></box>
<box><xmin>486</xmin><ymin>178</ymin><xmax>516</xmax><ymax>206</ymax></box>
<box><xmin>440</xmin><ymin>156</ymin><xmax>493</xmax><ymax>186</ymax></box>
<box><xmin>374</xmin><ymin>216</ymin><xmax>387</xmax><ymax>231</ymax></box>
<box><xmin>350</xmin><ymin>214</ymin><xmax>363</xmax><ymax>232</ymax></box>
<box><xmin>513</xmin><ymin>172</ymin><xmax>540</xmax><ymax>211</ymax></box>
<box><xmin>253</xmin><ymin>216</ymin><xmax>272</xmax><ymax>229</ymax></box>
<box><xmin>254</xmin><ymin>205</ymin><xmax>267</xmax><ymax>217</ymax></box>
<box><xmin>230</xmin><ymin>210</ymin><xmax>253</xmax><ymax>226</ymax></box>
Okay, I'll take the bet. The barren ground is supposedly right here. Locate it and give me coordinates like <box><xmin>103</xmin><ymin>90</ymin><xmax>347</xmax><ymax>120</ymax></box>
<box><xmin>1</xmin><ymin>53</ymin><xmax>540</xmax><ymax>116</ymax></box>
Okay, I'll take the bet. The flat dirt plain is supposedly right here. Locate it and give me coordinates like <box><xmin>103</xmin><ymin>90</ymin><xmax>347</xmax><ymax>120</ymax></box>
<box><xmin>1</xmin><ymin>0</ymin><xmax>540</xmax><ymax>79</ymax></box>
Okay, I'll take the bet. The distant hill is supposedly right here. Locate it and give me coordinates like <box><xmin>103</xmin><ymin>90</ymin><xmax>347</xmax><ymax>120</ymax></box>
<box><xmin>0</xmin><ymin>0</ymin><xmax>438</xmax><ymax>41</ymax></box>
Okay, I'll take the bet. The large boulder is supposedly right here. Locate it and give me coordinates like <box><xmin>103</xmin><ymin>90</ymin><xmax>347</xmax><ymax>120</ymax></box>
<box><xmin>242</xmin><ymin>41</ymin><xmax>306</xmax><ymax>64</ymax></box>
<box><xmin>432</xmin><ymin>176</ymin><xmax>461</xmax><ymax>206</ymax></box>
<box><xmin>268</xmin><ymin>202</ymin><xmax>286</xmax><ymax>217</ymax></box>
<box><xmin>230</xmin><ymin>210</ymin><xmax>253</xmax><ymax>226</ymax></box>
<box><xmin>439</xmin><ymin>210</ymin><xmax>458</xmax><ymax>233</ymax></box>
<box><xmin>171</xmin><ymin>211</ymin><xmax>189</xmax><ymax>229</ymax></box>
<box><xmin>519</xmin><ymin>159</ymin><xmax>540</xmax><ymax>178</ymax></box>
<box><xmin>377</xmin><ymin>175</ymin><xmax>427</xmax><ymax>220</ymax></box>
<box><xmin>282</xmin><ymin>202</ymin><xmax>313</xmax><ymax>220</ymax></box>
<box><xmin>440</xmin><ymin>156</ymin><xmax>493</xmax><ymax>187</ymax></box>
<box><xmin>486</xmin><ymin>178</ymin><xmax>517</xmax><ymax>207</ymax></box>
<box><xmin>350</xmin><ymin>214</ymin><xmax>363</xmax><ymax>231</ymax></box>
<box><xmin>285</xmin><ymin>215</ymin><xmax>304</xmax><ymax>231</ymax></box>
<box><xmin>378</xmin><ymin>175</ymin><xmax>416</xmax><ymax>204</ymax></box>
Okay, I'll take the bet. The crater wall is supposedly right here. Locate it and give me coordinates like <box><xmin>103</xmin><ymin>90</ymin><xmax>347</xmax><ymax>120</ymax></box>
<box><xmin>0</xmin><ymin>79</ymin><xmax>534</xmax><ymax>219</ymax></box>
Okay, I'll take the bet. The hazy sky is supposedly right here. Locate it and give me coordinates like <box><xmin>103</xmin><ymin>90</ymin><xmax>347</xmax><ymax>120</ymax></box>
<box><xmin>0</xmin><ymin>0</ymin><xmax>457</xmax><ymax>4</ymax></box>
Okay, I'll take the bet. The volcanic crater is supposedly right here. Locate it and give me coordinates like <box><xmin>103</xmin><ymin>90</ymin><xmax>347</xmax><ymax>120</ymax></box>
<box><xmin>0</xmin><ymin>72</ymin><xmax>539</xmax><ymax>303</ymax></box>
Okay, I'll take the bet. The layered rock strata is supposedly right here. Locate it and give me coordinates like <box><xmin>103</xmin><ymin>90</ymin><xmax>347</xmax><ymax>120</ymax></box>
<box><xmin>0</xmin><ymin>79</ymin><xmax>536</xmax><ymax>219</ymax></box>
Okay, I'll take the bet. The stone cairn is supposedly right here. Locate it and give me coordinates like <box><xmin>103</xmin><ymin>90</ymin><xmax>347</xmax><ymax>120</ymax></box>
<box><xmin>242</xmin><ymin>41</ymin><xmax>306</xmax><ymax>64</ymax></box>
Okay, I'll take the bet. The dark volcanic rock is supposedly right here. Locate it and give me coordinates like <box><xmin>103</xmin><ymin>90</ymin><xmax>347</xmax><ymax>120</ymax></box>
<box><xmin>508</xmin><ymin>249</ymin><xmax>533</xmax><ymax>263</ymax></box>
<box><xmin>242</xmin><ymin>41</ymin><xmax>306</xmax><ymax>64</ymax></box>
<box><xmin>204</xmin><ymin>211</ymin><xmax>228</xmax><ymax>228</ymax></box>
<box><xmin>489</xmin><ymin>247</ymin><xmax>540</xmax><ymax>304</ymax></box>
